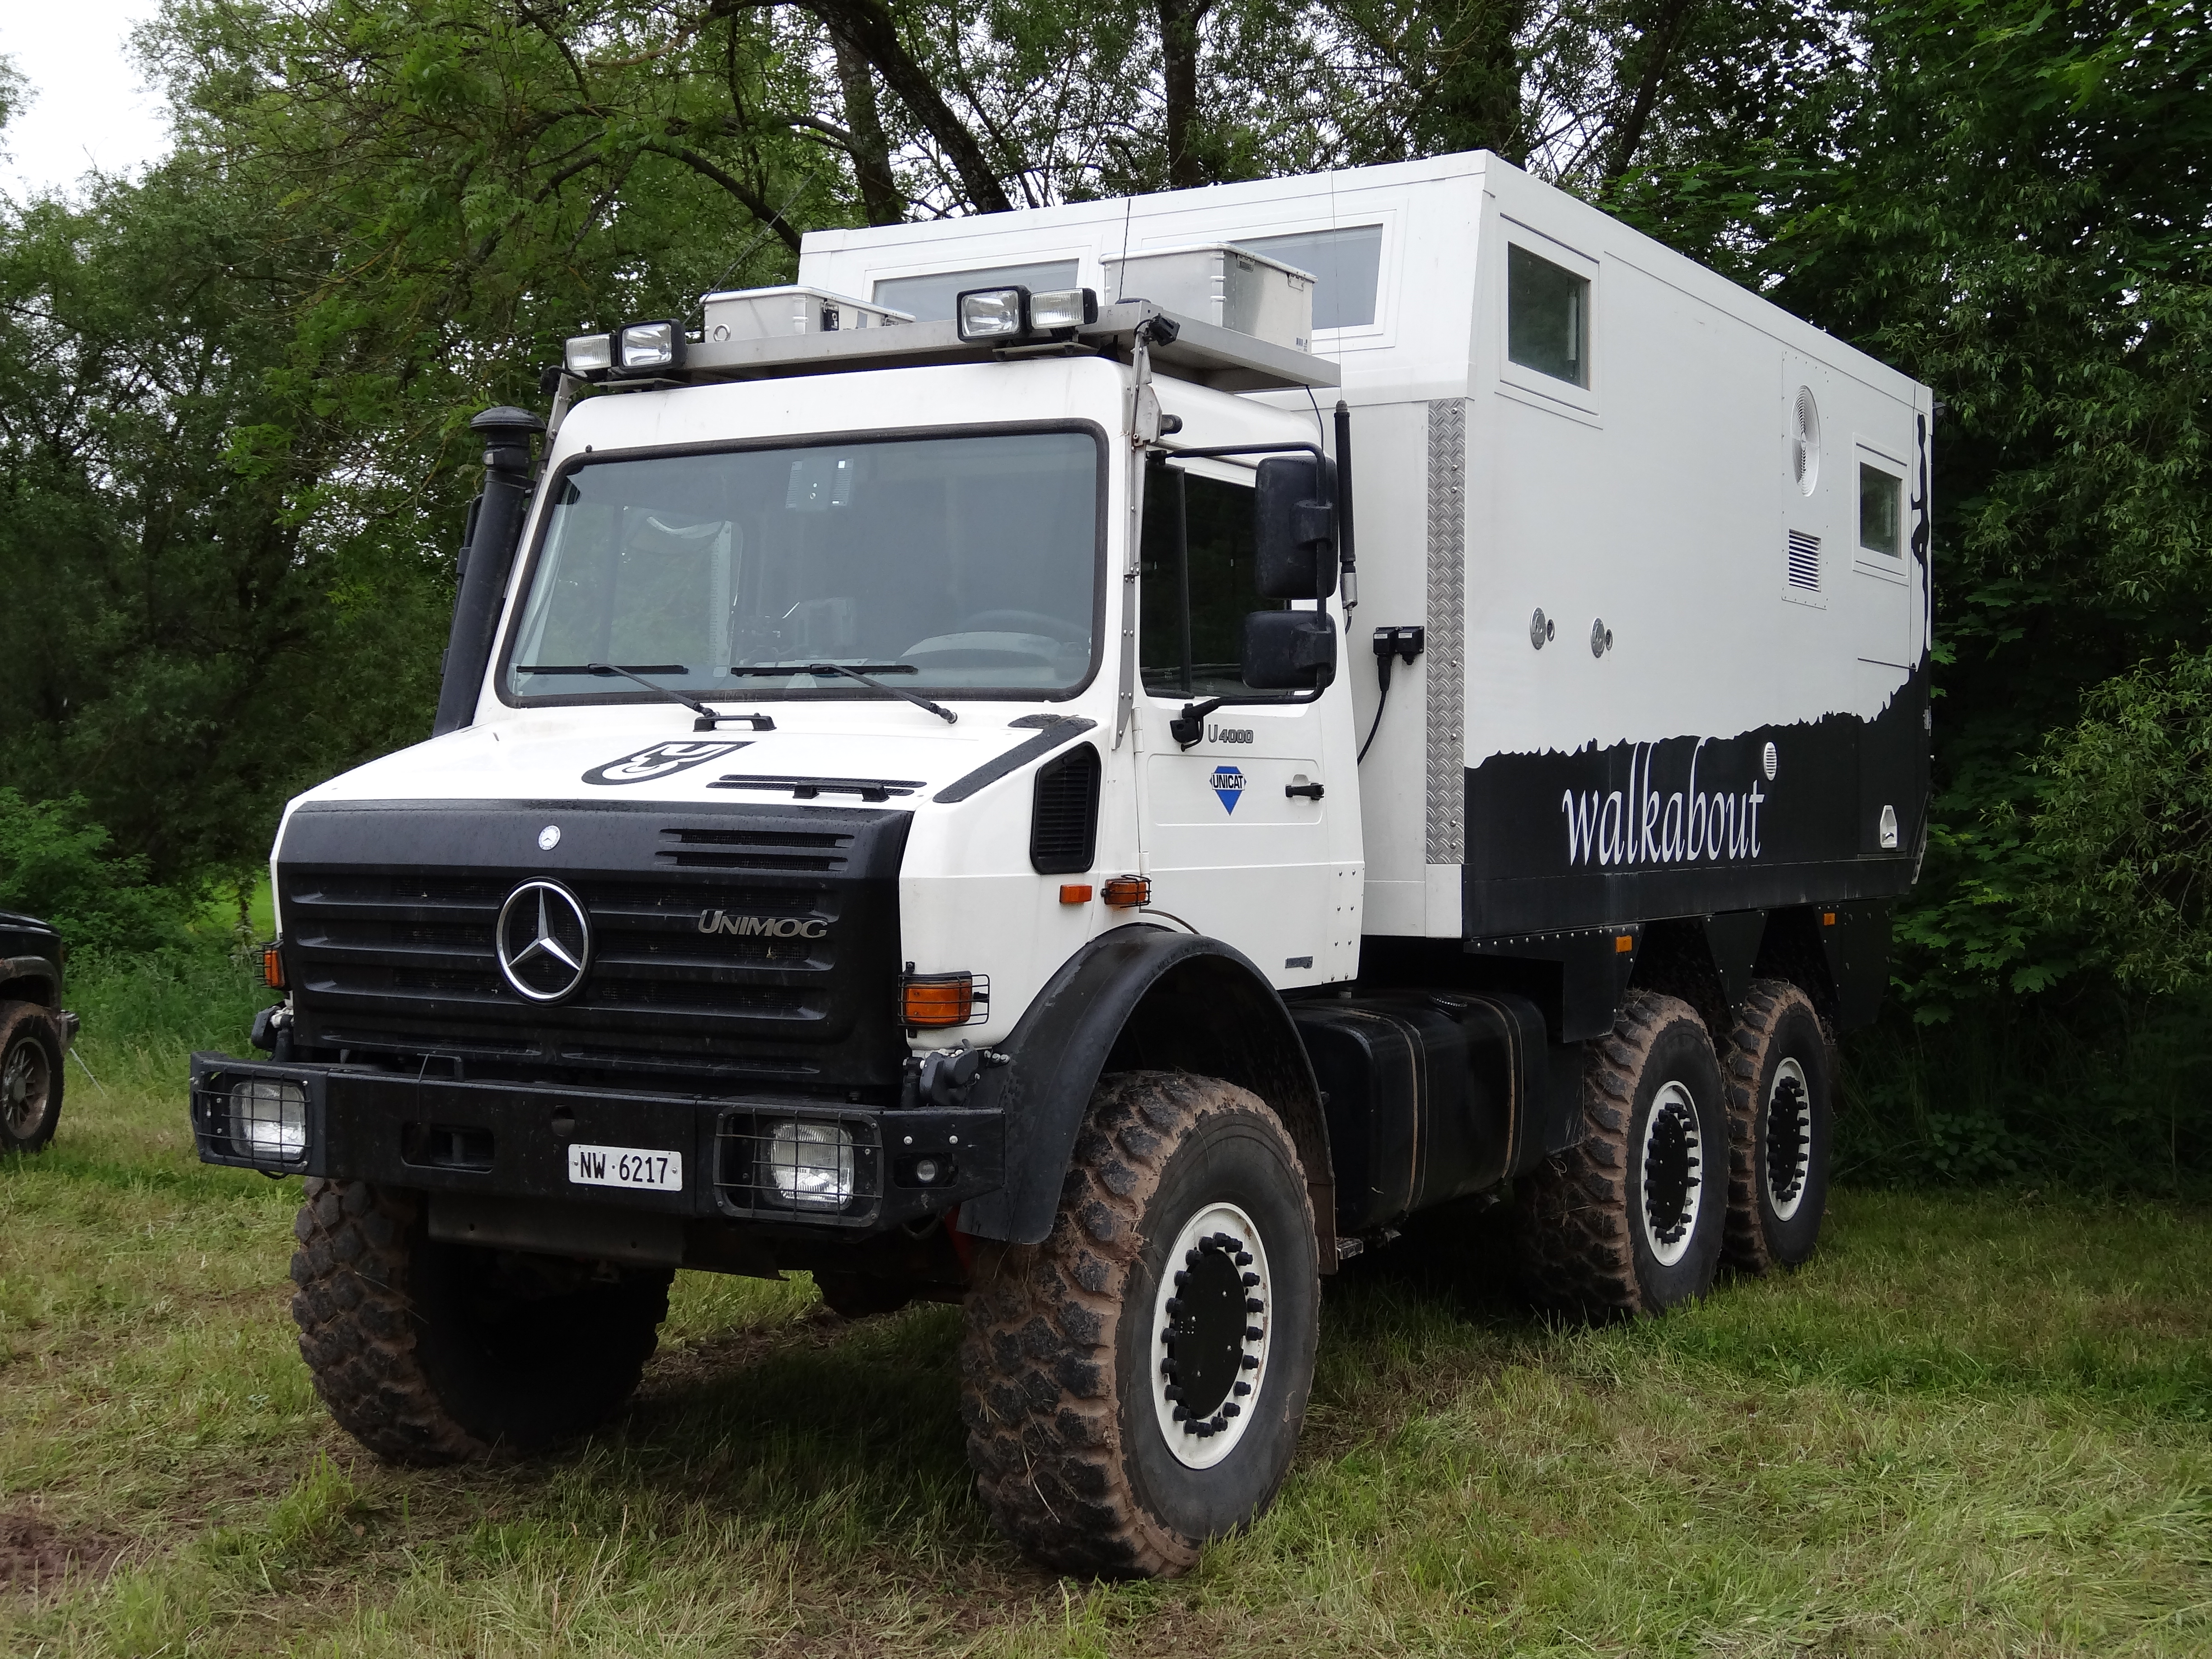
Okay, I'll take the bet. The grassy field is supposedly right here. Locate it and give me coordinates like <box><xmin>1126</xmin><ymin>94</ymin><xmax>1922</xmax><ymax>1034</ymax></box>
<box><xmin>3</xmin><ymin>961</ymin><xmax>2208</xmax><ymax>1655</ymax></box>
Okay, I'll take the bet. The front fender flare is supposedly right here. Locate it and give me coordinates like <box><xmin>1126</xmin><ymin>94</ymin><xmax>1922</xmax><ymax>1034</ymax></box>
<box><xmin>956</xmin><ymin>924</ymin><xmax>1331</xmax><ymax>1253</ymax></box>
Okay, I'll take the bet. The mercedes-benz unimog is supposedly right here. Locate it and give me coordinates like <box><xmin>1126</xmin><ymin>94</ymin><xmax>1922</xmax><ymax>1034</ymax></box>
<box><xmin>190</xmin><ymin>150</ymin><xmax>1930</xmax><ymax>1576</ymax></box>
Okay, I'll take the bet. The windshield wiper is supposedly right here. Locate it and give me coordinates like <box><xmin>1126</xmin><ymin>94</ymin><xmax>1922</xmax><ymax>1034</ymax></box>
<box><xmin>515</xmin><ymin>663</ymin><xmax>775</xmax><ymax>732</ymax></box>
<box><xmin>726</xmin><ymin>662</ymin><xmax>957</xmax><ymax>725</ymax></box>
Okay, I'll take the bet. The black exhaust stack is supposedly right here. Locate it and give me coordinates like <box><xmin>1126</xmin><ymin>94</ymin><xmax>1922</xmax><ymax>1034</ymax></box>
<box><xmin>433</xmin><ymin>405</ymin><xmax>546</xmax><ymax>737</ymax></box>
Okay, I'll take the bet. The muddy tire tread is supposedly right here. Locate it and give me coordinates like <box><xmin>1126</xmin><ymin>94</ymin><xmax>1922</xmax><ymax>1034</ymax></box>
<box><xmin>1514</xmin><ymin>990</ymin><xmax>1703</xmax><ymax>1318</ymax></box>
<box><xmin>960</xmin><ymin>1070</ymin><xmax>1305</xmax><ymax>1578</ymax></box>
<box><xmin>288</xmin><ymin>1179</ymin><xmax>491</xmax><ymax>1465</ymax></box>
<box><xmin>1720</xmin><ymin>977</ymin><xmax>1823</xmax><ymax>1274</ymax></box>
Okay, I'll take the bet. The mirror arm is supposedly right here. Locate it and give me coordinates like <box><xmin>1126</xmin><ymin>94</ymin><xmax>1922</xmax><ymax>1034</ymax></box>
<box><xmin>1169</xmin><ymin>697</ymin><xmax>1225</xmax><ymax>750</ymax></box>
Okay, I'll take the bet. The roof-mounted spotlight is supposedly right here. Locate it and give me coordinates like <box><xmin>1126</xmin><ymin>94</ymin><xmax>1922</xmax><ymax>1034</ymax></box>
<box><xmin>563</xmin><ymin>332</ymin><xmax>614</xmax><ymax>380</ymax></box>
<box><xmin>956</xmin><ymin>286</ymin><xmax>1029</xmax><ymax>342</ymax></box>
<box><xmin>616</xmin><ymin>319</ymin><xmax>686</xmax><ymax>375</ymax></box>
<box><xmin>1028</xmin><ymin>287</ymin><xmax>1099</xmax><ymax>332</ymax></box>
<box><xmin>955</xmin><ymin>285</ymin><xmax>1100</xmax><ymax>344</ymax></box>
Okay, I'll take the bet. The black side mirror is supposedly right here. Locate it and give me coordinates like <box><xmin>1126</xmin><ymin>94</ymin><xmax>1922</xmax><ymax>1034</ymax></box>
<box><xmin>1241</xmin><ymin>609</ymin><xmax>1337</xmax><ymax>689</ymax></box>
<box><xmin>1253</xmin><ymin>455</ymin><xmax>1336</xmax><ymax>600</ymax></box>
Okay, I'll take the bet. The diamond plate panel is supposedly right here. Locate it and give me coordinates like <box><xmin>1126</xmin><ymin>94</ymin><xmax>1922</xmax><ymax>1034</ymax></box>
<box><xmin>1425</xmin><ymin>399</ymin><xmax>1467</xmax><ymax>864</ymax></box>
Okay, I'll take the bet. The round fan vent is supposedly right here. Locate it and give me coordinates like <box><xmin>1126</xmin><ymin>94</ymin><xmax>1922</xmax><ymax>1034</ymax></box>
<box><xmin>1791</xmin><ymin>386</ymin><xmax>1821</xmax><ymax>495</ymax></box>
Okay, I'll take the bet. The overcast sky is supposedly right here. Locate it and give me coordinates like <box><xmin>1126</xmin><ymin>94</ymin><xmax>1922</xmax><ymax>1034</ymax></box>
<box><xmin>1</xmin><ymin>4</ymin><xmax>170</xmax><ymax>200</ymax></box>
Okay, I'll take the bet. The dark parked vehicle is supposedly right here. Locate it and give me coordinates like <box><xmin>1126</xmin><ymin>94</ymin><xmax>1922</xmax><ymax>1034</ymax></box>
<box><xmin>0</xmin><ymin>910</ymin><xmax>78</xmax><ymax>1152</ymax></box>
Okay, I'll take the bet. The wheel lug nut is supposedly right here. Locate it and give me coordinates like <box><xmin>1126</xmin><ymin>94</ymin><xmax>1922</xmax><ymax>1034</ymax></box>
<box><xmin>1232</xmin><ymin>1381</ymin><xmax>1251</xmax><ymax>1396</ymax></box>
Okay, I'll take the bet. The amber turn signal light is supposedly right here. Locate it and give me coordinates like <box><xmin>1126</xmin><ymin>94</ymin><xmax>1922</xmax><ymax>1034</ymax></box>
<box><xmin>1101</xmin><ymin>876</ymin><xmax>1150</xmax><ymax>909</ymax></box>
<box><xmin>262</xmin><ymin>944</ymin><xmax>286</xmax><ymax>989</ymax></box>
<box><xmin>1822</xmin><ymin>911</ymin><xmax>1837</xmax><ymax>926</ymax></box>
<box><xmin>1059</xmin><ymin>884</ymin><xmax>1094</xmax><ymax>904</ymax></box>
<box><xmin>1613</xmin><ymin>933</ymin><xmax>1634</xmax><ymax>954</ymax></box>
<box><xmin>902</xmin><ymin>972</ymin><xmax>975</xmax><ymax>1028</ymax></box>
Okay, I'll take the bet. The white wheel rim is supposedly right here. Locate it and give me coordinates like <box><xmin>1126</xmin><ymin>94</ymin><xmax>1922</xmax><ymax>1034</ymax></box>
<box><xmin>1763</xmin><ymin>1057</ymin><xmax>1814</xmax><ymax>1222</ymax></box>
<box><xmin>1149</xmin><ymin>1200</ymin><xmax>1271</xmax><ymax>1470</ymax></box>
<box><xmin>1637</xmin><ymin>1080</ymin><xmax>1705</xmax><ymax>1267</ymax></box>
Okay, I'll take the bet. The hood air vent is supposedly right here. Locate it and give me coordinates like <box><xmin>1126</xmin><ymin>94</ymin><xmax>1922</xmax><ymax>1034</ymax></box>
<box><xmin>1030</xmin><ymin>743</ymin><xmax>1101</xmax><ymax>874</ymax></box>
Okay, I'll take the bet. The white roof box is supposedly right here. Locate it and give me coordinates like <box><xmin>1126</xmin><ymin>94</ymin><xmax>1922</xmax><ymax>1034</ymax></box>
<box><xmin>1102</xmin><ymin>244</ymin><xmax>1315</xmax><ymax>353</ymax></box>
<box><xmin>701</xmin><ymin>285</ymin><xmax>911</xmax><ymax>343</ymax></box>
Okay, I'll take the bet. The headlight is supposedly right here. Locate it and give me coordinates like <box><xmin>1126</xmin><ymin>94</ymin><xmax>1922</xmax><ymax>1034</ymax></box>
<box><xmin>618</xmin><ymin>320</ymin><xmax>685</xmax><ymax>371</ymax></box>
<box><xmin>956</xmin><ymin>286</ymin><xmax>1027</xmax><ymax>341</ymax></box>
<box><xmin>564</xmin><ymin>332</ymin><xmax>614</xmax><ymax>375</ymax></box>
<box><xmin>764</xmin><ymin>1121</ymin><xmax>855</xmax><ymax>1210</ymax></box>
<box><xmin>230</xmin><ymin>1078</ymin><xmax>307</xmax><ymax>1164</ymax></box>
<box><xmin>1028</xmin><ymin>287</ymin><xmax>1097</xmax><ymax>331</ymax></box>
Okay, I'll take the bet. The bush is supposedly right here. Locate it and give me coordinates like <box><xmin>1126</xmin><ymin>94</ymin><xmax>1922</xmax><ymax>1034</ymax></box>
<box><xmin>0</xmin><ymin>788</ymin><xmax>194</xmax><ymax>952</ymax></box>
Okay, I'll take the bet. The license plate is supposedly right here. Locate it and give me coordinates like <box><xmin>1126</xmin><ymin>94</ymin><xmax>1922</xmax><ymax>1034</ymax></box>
<box><xmin>566</xmin><ymin>1143</ymin><xmax>683</xmax><ymax>1192</ymax></box>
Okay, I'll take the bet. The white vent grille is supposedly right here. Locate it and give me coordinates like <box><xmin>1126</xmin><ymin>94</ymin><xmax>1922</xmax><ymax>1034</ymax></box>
<box><xmin>1786</xmin><ymin>530</ymin><xmax>1821</xmax><ymax>591</ymax></box>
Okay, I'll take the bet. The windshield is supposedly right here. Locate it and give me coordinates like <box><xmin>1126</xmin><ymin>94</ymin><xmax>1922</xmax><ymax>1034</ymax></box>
<box><xmin>504</xmin><ymin>428</ymin><xmax>1101</xmax><ymax>703</ymax></box>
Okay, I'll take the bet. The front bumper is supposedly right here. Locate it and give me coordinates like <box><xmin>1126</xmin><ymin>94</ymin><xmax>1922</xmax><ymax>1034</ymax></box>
<box><xmin>187</xmin><ymin>1052</ymin><xmax>1003</xmax><ymax>1237</ymax></box>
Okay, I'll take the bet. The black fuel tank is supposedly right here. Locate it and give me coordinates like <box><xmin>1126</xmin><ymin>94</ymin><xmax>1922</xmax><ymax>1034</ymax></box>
<box><xmin>1291</xmin><ymin>990</ymin><xmax>1575</xmax><ymax>1237</ymax></box>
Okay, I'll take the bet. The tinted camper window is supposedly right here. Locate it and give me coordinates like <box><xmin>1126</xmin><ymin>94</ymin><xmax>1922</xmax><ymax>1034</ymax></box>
<box><xmin>1507</xmin><ymin>244</ymin><xmax>1589</xmax><ymax>387</ymax></box>
<box><xmin>872</xmin><ymin>261</ymin><xmax>1079</xmax><ymax>322</ymax></box>
<box><xmin>1860</xmin><ymin>464</ymin><xmax>1902</xmax><ymax>555</ymax></box>
<box><xmin>1236</xmin><ymin>226</ymin><xmax>1383</xmax><ymax>329</ymax></box>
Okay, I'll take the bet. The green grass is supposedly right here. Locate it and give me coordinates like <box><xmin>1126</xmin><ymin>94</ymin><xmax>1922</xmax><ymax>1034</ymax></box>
<box><xmin>4</xmin><ymin>974</ymin><xmax>2208</xmax><ymax>1654</ymax></box>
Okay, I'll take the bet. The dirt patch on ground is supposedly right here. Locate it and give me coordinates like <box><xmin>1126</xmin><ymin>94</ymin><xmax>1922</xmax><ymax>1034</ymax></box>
<box><xmin>0</xmin><ymin>1509</ymin><xmax>129</xmax><ymax>1594</ymax></box>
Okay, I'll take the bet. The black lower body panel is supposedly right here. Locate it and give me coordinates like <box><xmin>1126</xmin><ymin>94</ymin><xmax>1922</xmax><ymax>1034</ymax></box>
<box><xmin>188</xmin><ymin>1053</ymin><xmax>1003</xmax><ymax>1252</ymax></box>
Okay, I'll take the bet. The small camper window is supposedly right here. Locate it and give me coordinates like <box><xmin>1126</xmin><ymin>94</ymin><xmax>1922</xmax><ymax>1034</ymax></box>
<box><xmin>1507</xmin><ymin>244</ymin><xmax>1589</xmax><ymax>388</ymax></box>
<box><xmin>1859</xmin><ymin>463</ymin><xmax>1902</xmax><ymax>556</ymax></box>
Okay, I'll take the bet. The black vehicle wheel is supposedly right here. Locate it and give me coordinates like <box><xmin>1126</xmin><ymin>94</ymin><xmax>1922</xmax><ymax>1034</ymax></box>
<box><xmin>289</xmin><ymin>1179</ymin><xmax>671</xmax><ymax>1462</ymax></box>
<box><xmin>0</xmin><ymin>1000</ymin><xmax>64</xmax><ymax>1153</ymax></box>
<box><xmin>1720</xmin><ymin>979</ymin><xmax>1833</xmax><ymax>1273</ymax></box>
<box><xmin>1516</xmin><ymin>990</ymin><xmax>1728</xmax><ymax>1317</ymax></box>
<box><xmin>961</xmin><ymin>1070</ymin><xmax>1321</xmax><ymax>1579</ymax></box>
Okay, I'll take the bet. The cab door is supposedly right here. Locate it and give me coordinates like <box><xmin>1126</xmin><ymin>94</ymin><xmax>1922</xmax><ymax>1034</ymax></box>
<box><xmin>1133</xmin><ymin>457</ymin><xmax>1358</xmax><ymax>987</ymax></box>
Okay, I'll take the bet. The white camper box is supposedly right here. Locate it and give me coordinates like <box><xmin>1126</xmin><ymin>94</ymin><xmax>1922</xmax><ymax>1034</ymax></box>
<box><xmin>800</xmin><ymin>152</ymin><xmax>1931</xmax><ymax>959</ymax></box>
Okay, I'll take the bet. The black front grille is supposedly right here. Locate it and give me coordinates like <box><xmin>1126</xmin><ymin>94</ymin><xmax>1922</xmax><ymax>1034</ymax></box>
<box><xmin>1030</xmin><ymin>742</ymin><xmax>1101</xmax><ymax>874</ymax></box>
<box><xmin>277</xmin><ymin>800</ymin><xmax>911</xmax><ymax>1087</ymax></box>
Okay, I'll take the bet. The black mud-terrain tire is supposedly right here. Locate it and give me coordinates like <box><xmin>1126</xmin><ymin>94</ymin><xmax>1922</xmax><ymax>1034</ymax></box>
<box><xmin>0</xmin><ymin>1000</ymin><xmax>64</xmax><ymax>1153</ymax></box>
<box><xmin>1720</xmin><ymin>979</ymin><xmax>1833</xmax><ymax>1273</ymax></box>
<box><xmin>289</xmin><ymin>1179</ymin><xmax>672</xmax><ymax>1462</ymax></box>
<box><xmin>960</xmin><ymin>1071</ymin><xmax>1320</xmax><ymax>1579</ymax></box>
<box><xmin>1515</xmin><ymin>990</ymin><xmax>1728</xmax><ymax>1317</ymax></box>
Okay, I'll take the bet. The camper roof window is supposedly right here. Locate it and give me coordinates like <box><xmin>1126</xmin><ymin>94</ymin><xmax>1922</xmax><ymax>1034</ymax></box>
<box><xmin>872</xmin><ymin>261</ymin><xmax>1079</xmax><ymax>323</ymax></box>
<box><xmin>1507</xmin><ymin>244</ymin><xmax>1589</xmax><ymax>388</ymax></box>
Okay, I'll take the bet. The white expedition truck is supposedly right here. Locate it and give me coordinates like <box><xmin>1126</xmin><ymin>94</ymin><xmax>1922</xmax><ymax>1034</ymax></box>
<box><xmin>191</xmin><ymin>150</ymin><xmax>1930</xmax><ymax>1577</ymax></box>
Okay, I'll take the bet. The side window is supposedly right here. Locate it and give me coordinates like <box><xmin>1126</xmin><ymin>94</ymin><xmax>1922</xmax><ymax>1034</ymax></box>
<box><xmin>1140</xmin><ymin>459</ymin><xmax>1288</xmax><ymax>698</ymax></box>
<box><xmin>1859</xmin><ymin>463</ymin><xmax>1902</xmax><ymax>556</ymax></box>
<box><xmin>1506</xmin><ymin>244</ymin><xmax>1589</xmax><ymax>388</ymax></box>
<box><xmin>871</xmin><ymin>260</ymin><xmax>1079</xmax><ymax>322</ymax></box>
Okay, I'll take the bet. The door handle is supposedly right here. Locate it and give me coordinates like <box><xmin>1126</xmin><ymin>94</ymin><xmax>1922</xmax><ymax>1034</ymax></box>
<box><xmin>1285</xmin><ymin>782</ymin><xmax>1324</xmax><ymax>800</ymax></box>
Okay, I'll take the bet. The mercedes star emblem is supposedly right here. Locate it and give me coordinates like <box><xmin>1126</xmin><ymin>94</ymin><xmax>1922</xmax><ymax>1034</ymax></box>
<box><xmin>495</xmin><ymin>880</ymin><xmax>592</xmax><ymax>1003</ymax></box>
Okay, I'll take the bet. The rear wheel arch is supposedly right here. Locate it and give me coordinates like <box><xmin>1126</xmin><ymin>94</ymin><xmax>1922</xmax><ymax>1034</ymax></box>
<box><xmin>959</xmin><ymin>927</ymin><xmax>1332</xmax><ymax>1254</ymax></box>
